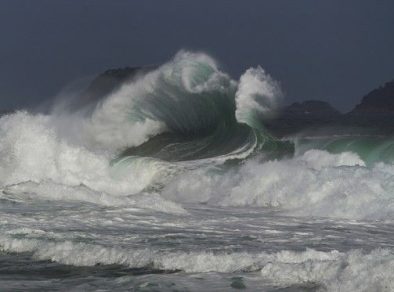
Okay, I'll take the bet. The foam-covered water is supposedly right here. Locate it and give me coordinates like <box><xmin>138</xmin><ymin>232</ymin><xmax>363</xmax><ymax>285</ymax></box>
<box><xmin>1</xmin><ymin>51</ymin><xmax>394</xmax><ymax>291</ymax></box>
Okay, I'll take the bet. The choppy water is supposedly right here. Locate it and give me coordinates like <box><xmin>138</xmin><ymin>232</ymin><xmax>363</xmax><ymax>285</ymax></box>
<box><xmin>2</xmin><ymin>202</ymin><xmax>394</xmax><ymax>291</ymax></box>
<box><xmin>1</xmin><ymin>51</ymin><xmax>394</xmax><ymax>291</ymax></box>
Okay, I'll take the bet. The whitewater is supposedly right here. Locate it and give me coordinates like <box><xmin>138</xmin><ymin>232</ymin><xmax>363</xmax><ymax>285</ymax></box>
<box><xmin>1</xmin><ymin>51</ymin><xmax>394</xmax><ymax>291</ymax></box>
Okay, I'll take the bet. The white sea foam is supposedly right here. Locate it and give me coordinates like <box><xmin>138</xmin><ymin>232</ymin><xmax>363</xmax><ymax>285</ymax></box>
<box><xmin>1</xmin><ymin>181</ymin><xmax>186</xmax><ymax>214</ymax></box>
<box><xmin>0</xmin><ymin>234</ymin><xmax>328</xmax><ymax>272</ymax></box>
<box><xmin>235</xmin><ymin>66</ymin><xmax>282</xmax><ymax>125</ymax></box>
<box><xmin>0</xmin><ymin>234</ymin><xmax>265</xmax><ymax>271</ymax></box>
<box><xmin>0</xmin><ymin>112</ymin><xmax>169</xmax><ymax>195</ymax></box>
<box><xmin>0</xmin><ymin>111</ymin><xmax>184</xmax><ymax>215</ymax></box>
<box><xmin>0</xmin><ymin>233</ymin><xmax>393</xmax><ymax>291</ymax></box>
<box><xmin>261</xmin><ymin>248</ymin><xmax>394</xmax><ymax>292</ymax></box>
<box><xmin>2</xmin><ymin>110</ymin><xmax>394</xmax><ymax>220</ymax></box>
<box><xmin>163</xmin><ymin>150</ymin><xmax>394</xmax><ymax>220</ymax></box>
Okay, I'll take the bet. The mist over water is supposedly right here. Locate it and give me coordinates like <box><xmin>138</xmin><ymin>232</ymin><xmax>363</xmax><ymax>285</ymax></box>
<box><xmin>1</xmin><ymin>51</ymin><xmax>394</xmax><ymax>291</ymax></box>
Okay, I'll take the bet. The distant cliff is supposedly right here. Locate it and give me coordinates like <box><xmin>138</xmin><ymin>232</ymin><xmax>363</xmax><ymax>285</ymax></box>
<box><xmin>350</xmin><ymin>80</ymin><xmax>394</xmax><ymax>114</ymax></box>
<box><xmin>265</xmin><ymin>100</ymin><xmax>341</xmax><ymax>136</ymax></box>
<box><xmin>341</xmin><ymin>79</ymin><xmax>394</xmax><ymax>133</ymax></box>
<box><xmin>284</xmin><ymin>100</ymin><xmax>340</xmax><ymax>116</ymax></box>
<box><xmin>266</xmin><ymin>80</ymin><xmax>394</xmax><ymax>136</ymax></box>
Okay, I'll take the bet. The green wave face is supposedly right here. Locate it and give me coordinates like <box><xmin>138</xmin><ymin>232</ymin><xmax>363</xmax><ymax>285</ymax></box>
<box><xmin>294</xmin><ymin>136</ymin><xmax>394</xmax><ymax>165</ymax></box>
<box><xmin>111</xmin><ymin>51</ymin><xmax>290</xmax><ymax>163</ymax></box>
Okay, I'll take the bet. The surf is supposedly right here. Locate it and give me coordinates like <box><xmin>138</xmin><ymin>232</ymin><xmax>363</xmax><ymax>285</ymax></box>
<box><xmin>0</xmin><ymin>50</ymin><xmax>393</xmax><ymax>220</ymax></box>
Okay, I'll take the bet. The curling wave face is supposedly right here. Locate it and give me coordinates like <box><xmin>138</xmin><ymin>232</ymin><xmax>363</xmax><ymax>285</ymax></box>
<box><xmin>1</xmin><ymin>51</ymin><xmax>394</xmax><ymax>219</ymax></box>
<box><xmin>0</xmin><ymin>51</ymin><xmax>288</xmax><ymax>197</ymax></box>
<box><xmin>1</xmin><ymin>50</ymin><xmax>394</xmax><ymax>219</ymax></box>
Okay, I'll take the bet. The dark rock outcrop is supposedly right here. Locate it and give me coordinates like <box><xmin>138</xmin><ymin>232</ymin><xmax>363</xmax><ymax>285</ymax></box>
<box><xmin>266</xmin><ymin>80</ymin><xmax>394</xmax><ymax>136</ymax></box>
<box><xmin>350</xmin><ymin>80</ymin><xmax>394</xmax><ymax>114</ymax></box>
<box><xmin>284</xmin><ymin>100</ymin><xmax>341</xmax><ymax>116</ymax></box>
<box><xmin>341</xmin><ymin>80</ymin><xmax>394</xmax><ymax>133</ymax></box>
<box><xmin>265</xmin><ymin>100</ymin><xmax>341</xmax><ymax>136</ymax></box>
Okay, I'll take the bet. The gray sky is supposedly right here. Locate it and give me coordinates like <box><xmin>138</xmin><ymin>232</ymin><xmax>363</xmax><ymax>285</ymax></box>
<box><xmin>1</xmin><ymin>0</ymin><xmax>393</xmax><ymax>111</ymax></box>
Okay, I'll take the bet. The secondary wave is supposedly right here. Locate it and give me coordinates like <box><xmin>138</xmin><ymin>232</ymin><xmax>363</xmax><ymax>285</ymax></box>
<box><xmin>293</xmin><ymin>135</ymin><xmax>394</xmax><ymax>165</ymax></box>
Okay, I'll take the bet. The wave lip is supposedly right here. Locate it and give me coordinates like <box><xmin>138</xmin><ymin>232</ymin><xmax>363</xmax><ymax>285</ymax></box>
<box><xmin>236</xmin><ymin>66</ymin><xmax>282</xmax><ymax>128</ymax></box>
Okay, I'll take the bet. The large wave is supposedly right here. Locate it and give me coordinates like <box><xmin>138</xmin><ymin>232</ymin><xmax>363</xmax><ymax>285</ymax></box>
<box><xmin>0</xmin><ymin>50</ymin><xmax>284</xmax><ymax>186</ymax></box>
<box><xmin>1</xmin><ymin>50</ymin><xmax>394</xmax><ymax>221</ymax></box>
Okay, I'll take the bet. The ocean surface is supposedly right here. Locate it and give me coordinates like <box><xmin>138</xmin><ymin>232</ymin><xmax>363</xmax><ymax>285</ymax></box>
<box><xmin>1</xmin><ymin>51</ymin><xmax>394</xmax><ymax>291</ymax></box>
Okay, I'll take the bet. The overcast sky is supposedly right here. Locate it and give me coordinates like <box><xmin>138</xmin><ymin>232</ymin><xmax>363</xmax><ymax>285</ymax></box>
<box><xmin>1</xmin><ymin>0</ymin><xmax>393</xmax><ymax>111</ymax></box>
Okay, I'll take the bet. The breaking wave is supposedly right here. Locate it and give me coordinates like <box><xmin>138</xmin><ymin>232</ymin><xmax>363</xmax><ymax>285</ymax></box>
<box><xmin>0</xmin><ymin>50</ymin><xmax>394</xmax><ymax>220</ymax></box>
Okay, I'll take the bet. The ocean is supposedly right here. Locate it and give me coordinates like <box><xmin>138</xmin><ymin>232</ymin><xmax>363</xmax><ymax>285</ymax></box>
<box><xmin>0</xmin><ymin>51</ymin><xmax>393</xmax><ymax>291</ymax></box>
